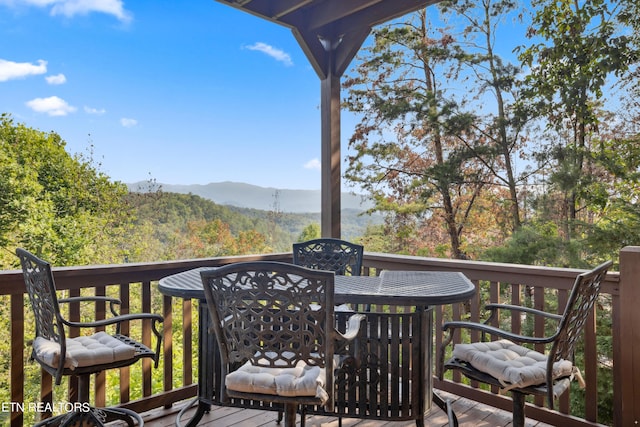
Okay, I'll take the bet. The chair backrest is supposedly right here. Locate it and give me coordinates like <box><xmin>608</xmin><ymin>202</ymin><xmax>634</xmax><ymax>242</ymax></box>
<box><xmin>16</xmin><ymin>248</ymin><xmax>66</xmax><ymax>345</ymax></box>
<box><xmin>293</xmin><ymin>238</ymin><xmax>363</xmax><ymax>276</ymax></box>
<box><xmin>16</xmin><ymin>248</ymin><xmax>68</xmax><ymax>381</ymax></box>
<box><xmin>550</xmin><ymin>260</ymin><xmax>612</xmax><ymax>363</ymax></box>
<box><xmin>201</xmin><ymin>261</ymin><xmax>335</xmax><ymax>368</ymax></box>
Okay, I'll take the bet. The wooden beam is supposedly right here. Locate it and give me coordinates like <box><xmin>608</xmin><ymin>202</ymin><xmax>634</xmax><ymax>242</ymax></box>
<box><xmin>331</xmin><ymin>0</ymin><xmax>437</xmax><ymax>34</ymax></box>
<box><xmin>320</xmin><ymin>59</ymin><xmax>341</xmax><ymax>238</ymax></box>
<box><xmin>284</xmin><ymin>0</ymin><xmax>383</xmax><ymax>30</ymax></box>
<box><xmin>292</xmin><ymin>28</ymin><xmax>328</xmax><ymax>79</ymax></box>
<box><xmin>232</xmin><ymin>0</ymin><xmax>314</xmax><ymax>21</ymax></box>
<box><xmin>334</xmin><ymin>28</ymin><xmax>371</xmax><ymax>76</ymax></box>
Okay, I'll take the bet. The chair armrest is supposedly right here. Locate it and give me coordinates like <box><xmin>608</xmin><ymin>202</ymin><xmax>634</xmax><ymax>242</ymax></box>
<box><xmin>59</xmin><ymin>296</ymin><xmax>122</xmax><ymax>317</ymax></box>
<box><xmin>335</xmin><ymin>313</ymin><xmax>366</xmax><ymax>342</ymax></box>
<box><xmin>443</xmin><ymin>320</ymin><xmax>557</xmax><ymax>345</ymax></box>
<box><xmin>334</xmin><ymin>313</ymin><xmax>366</xmax><ymax>370</ymax></box>
<box><xmin>59</xmin><ymin>296</ymin><xmax>121</xmax><ymax>304</ymax></box>
<box><xmin>61</xmin><ymin>312</ymin><xmax>163</xmax><ymax>330</ymax></box>
<box><xmin>485</xmin><ymin>303</ymin><xmax>562</xmax><ymax>322</ymax></box>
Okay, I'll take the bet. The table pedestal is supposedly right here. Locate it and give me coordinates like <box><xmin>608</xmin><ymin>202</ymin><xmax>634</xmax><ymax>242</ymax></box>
<box><xmin>177</xmin><ymin>305</ymin><xmax>457</xmax><ymax>427</ymax></box>
<box><xmin>176</xmin><ymin>300</ymin><xmax>213</xmax><ymax>427</ymax></box>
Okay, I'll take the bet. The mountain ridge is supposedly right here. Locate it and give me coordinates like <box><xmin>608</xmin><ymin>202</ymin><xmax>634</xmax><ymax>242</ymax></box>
<box><xmin>127</xmin><ymin>181</ymin><xmax>373</xmax><ymax>213</ymax></box>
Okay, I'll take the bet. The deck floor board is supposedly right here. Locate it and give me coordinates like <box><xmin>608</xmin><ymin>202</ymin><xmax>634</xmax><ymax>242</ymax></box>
<box><xmin>140</xmin><ymin>391</ymin><xmax>555</xmax><ymax>427</ymax></box>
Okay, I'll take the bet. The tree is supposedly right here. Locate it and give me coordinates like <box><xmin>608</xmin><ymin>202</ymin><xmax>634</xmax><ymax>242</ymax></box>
<box><xmin>617</xmin><ymin>0</ymin><xmax>640</xmax><ymax>96</ymax></box>
<box><xmin>517</xmin><ymin>0</ymin><xmax>636</xmax><ymax>240</ymax></box>
<box><xmin>439</xmin><ymin>0</ymin><xmax>528</xmax><ymax>231</ymax></box>
<box><xmin>344</xmin><ymin>9</ymin><xmax>492</xmax><ymax>258</ymax></box>
<box><xmin>581</xmin><ymin>115</ymin><xmax>640</xmax><ymax>263</ymax></box>
<box><xmin>297</xmin><ymin>223</ymin><xmax>320</xmax><ymax>242</ymax></box>
<box><xmin>0</xmin><ymin>115</ymin><xmax>132</xmax><ymax>267</ymax></box>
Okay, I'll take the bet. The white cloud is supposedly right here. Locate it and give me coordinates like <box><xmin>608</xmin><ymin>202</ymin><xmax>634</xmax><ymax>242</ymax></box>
<box><xmin>0</xmin><ymin>59</ymin><xmax>47</xmax><ymax>82</ymax></box>
<box><xmin>304</xmin><ymin>158</ymin><xmax>321</xmax><ymax>171</ymax></box>
<box><xmin>25</xmin><ymin>95</ymin><xmax>76</xmax><ymax>116</ymax></box>
<box><xmin>245</xmin><ymin>42</ymin><xmax>293</xmax><ymax>66</ymax></box>
<box><xmin>120</xmin><ymin>117</ymin><xmax>137</xmax><ymax>128</ymax></box>
<box><xmin>45</xmin><ymin>73</ymin><xmax>66</xmax><ymax>85</ymax></box>
<box><xmin>84</xmin><ymin>105</ymin><xmax>106</xmax><ymax>115</ymax></box>
<box><xmin>0</xmin><ymin>0</ymin><xmax>132</xmax><ymax>23</ymax></box>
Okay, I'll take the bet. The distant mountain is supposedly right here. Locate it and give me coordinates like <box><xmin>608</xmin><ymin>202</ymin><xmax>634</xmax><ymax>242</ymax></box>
<box><xmin>127</xmin><ymin>181</ymin><xmax>374</xmax><ymax>213</ymax></box>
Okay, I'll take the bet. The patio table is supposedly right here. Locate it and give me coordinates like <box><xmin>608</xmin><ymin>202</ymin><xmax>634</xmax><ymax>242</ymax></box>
<box><xmin>158</xmin><ymin>267</ymin><xmax>475</xmax><ymax>427</ymax></box>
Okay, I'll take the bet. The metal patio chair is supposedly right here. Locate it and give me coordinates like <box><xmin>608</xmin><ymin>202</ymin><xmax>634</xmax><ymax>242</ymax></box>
<box><xmin>439</xmin><ymin>260</ymin><xmax>612</xmax><ymax>427</ymax></box>
<box><xmin>294</xmin><ymin>238</ymin><xmax>365</xmax><ymax>314</ymax></box>
<box><xmin>200</xmin><ymin>261</ymin><xmax>365</xmax><ymax>427</ymax></box>
<box><xmin>17</xmin><ymin>248</ymin><xmax>163</xmax><ymax>427</ymax></box>
<box><xmin>293</xmin><ymin>238</ymin><xmax>364</xmax><ymax>277</ymax></box>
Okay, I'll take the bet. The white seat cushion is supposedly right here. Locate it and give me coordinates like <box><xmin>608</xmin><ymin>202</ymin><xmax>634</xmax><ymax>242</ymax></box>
<box><xmin>226</xmin><ymin>352</ymin><xmax>328</xmax><ymax>403</ymax></box>
<box><xmin>453</xmin><ymin>339</ymin><xmax>573</xmax><ymax>390</ymax></box>
<box><xmin>33</xmin><ymin>332</ymin><xmax>137</xmax><ymax>370</ymax></box>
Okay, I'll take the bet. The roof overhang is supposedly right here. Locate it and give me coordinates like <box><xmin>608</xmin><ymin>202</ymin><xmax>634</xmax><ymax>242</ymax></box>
<box><xmin>215</xmin><ymin>0</ymin><xmax>440</xmax><ymax>78</ymax></box>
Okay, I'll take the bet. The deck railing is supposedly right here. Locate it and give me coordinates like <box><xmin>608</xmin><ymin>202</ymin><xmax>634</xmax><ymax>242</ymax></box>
<box><xmin>0</xmin><ymin>247</ymin><xmax>637</xmax><ymax>427</ymax></box>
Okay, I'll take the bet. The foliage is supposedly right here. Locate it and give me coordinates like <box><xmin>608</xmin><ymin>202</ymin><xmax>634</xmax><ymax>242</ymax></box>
<box><xmin>125</xmin><ymin>191</ymin><xmax>273</xmax><ymax>260</ymax></box>
<box><xmin>344</xmin><ymin>10</ymin><xmax>493</xmax><ymax>259</ymax></box>
<box><xmin>517</xmin><ymin>0</ymin><xmax>638</xmax><ymax>241</ymax></box>
<box><xmin>349</xmin><ymin>0</ymin><xmax>640</xmax><ymax>268</ymax></box>
<box><xmin>0</xmin><ymin>114</ymin><xmax>133</xmax><ymax>267</ymax></box>
<box><xmin>297</xmin><ymin>223</ymin><xmax>321</xmax><ymax>242</ymax></box>
<box><xmin>482</xmin><ymin>221</ymin><xmax>585</xmax><ymax>267</ymax></box>
<box><xmin>439</xmin><ymin>0</ymin><xmax>529</xmax><ymax>230</ymax></box>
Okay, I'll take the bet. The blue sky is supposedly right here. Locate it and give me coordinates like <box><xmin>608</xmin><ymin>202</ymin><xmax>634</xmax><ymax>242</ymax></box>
<box><xmin>1</xmin><ymin>1</ymin><xmax>532</xmax><ymax>191</ymax></box>
<box><xmin>1</xmin><ymin>0</ymin><xmax>342</xmax><ymax>190</ymax></box>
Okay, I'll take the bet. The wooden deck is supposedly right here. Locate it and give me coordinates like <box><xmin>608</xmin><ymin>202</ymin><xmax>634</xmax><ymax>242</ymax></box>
<box><xmin>139</xmin><ymin>391</ymin><xmax>555</xmax><ymax>427</ymax></box>
<box><xmin>3</xmin><ymin>251</ymin><xmax>629</xmax><ymax>426</ymax></box>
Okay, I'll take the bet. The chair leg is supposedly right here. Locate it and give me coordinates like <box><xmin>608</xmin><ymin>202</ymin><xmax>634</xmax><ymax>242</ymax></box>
<box><xmin>35</xmin><ymin>407</ymin><xmax>143</xmax><ymax>427</ymax></box>
<box><xmin>283</xmin><ymin>404</ymin><xmax>297</xmax><ymax>427</ymax></box>
<box><xmin>278</xmin><ymin>405</ymin><xmax>307</xmax><ymax>427</ymax></box>
<box><xmin>512</xmin><ymin>391</ymin><xmax>526</xmax><ymax>427</ymax></box>
<box><xmin>77</xmin><ymin>374</ymin><xmax>91</xmax><ymax>403</ymax></box>
<box><xmin>433</xmin><ymin>391</ymin><xmax>458</xmax><ymax>427</ymax></box>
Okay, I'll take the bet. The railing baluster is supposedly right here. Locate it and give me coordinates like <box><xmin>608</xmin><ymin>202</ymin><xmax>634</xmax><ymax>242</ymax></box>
<box><xmin>511</xmin><ymin>283</ymin><xmax>521</xmax><ymax>334</ymax></box>
<box><xmin>489</xmin><ymin>281</ymin><xmax>499</xmax><ymax>328</ymax></box>
<box><xmin>11</xmin><ymin>294</ymin><xmax>24</xmax><ymax>427</ymax></box>
<box><xmin>120</xmin><ymin>283</ymin><xmax>131</xmax><ymax>403</ymax></box>
<box><xmin>584</xmin><ymin>306</ymin><xmax>598</xmax><ymax>422</ymax></box>
<box><xmin>141</xmin><ymin>281</ymin><xmax>152</xmax><ymax>397</ymax></box>
<box><xmin>533</xmin><ymin>285</ymin><xmax>545</xmax><ymax>407</ymax></box>
<box><xmin>67</xmin><ymin>289</ymin><xmax>80</xmax><ymax>404</ymax></box>
<box><xmin>183</xmin><ymin>299</ymin><xmax>193</xmax><ymax>387</ymax></box>
<box><xmin>94</xmin><ymin>286</ymin><xmax>106</xmax><ymax>408</ymax></box>
<box><xmin>557</xmin><ymin>289</ymin><xmax>570</xmax><ymax>414</ymax></box>
<box><xmin>163</xmin><ymin>294</ymin><xmax>173</xmax><ymax>408</ymax></box>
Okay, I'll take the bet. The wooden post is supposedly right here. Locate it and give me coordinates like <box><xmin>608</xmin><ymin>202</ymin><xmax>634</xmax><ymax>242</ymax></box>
<box><xmin>616</xmin><ymin>246</ymin><xmax>640</xmax><ymax>426</ymax></box>
<box><xmin>320</xmin><ymin>47</ymin><xmax>341</xmax><ymax>239</ymax></box>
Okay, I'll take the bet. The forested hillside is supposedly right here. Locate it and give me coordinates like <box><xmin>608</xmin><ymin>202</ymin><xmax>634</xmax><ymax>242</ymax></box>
<box><xmin>0</xmin><ymin>114</ymin><xmax>134</xmax><ymax>268</ymax></box>
<box><xmin>0</xmin><ymin>115</ymin><xmax>272</xmax><ymax>267</ymax></box>
<box><xmin>0</xmin><ymin>114</ymin><xmax>380</xmax><ymax>268</ymax></box>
